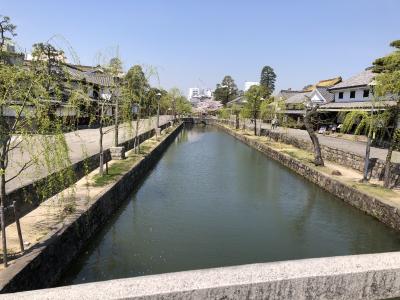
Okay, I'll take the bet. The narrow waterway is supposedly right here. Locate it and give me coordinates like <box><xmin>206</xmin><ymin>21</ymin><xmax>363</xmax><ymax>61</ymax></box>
<box><xmin>60</xmin><ymin>125</ymin><xmax>400</xmax><ymax>285</ymax></box>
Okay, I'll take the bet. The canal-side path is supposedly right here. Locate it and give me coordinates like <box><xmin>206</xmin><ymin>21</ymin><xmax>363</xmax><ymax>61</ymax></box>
<box><xmin>0</xmin><ymin>125</ymin><xmax>178</xmax><ymax>274</ymax></box>
<box><xmin>6</xmin><ymin>115</ymin><xmax>173</xmax><ymax>193</ymax></box>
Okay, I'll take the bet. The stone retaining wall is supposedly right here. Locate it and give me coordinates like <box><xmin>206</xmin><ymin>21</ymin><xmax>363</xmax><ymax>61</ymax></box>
<box><xmin>214</xmin><ymin>123</ymin><xmax>400</xmax><ymax>232</ymax></box>
<box><xmin>184</xmin><ymin>117</ymin><xmax>400</xmax><ymax>186</ymax></box>
<box><xmin>0</xmin><ymin>123</ymin><xmax>182</xmax><ymax>293</ymax></box>
<box><xmin>5</xmin><ymin>121</ymin><xmax>173</xmax><ymax>226</ymax></box>
<box><xmin>259</xmin><ymin>127</ymin><xmax>400</xmax><ymax>186</ymax></box>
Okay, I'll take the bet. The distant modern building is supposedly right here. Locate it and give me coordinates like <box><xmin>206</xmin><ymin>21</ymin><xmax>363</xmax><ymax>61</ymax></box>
<box><xmin>244</xmin><ymin>81</ymin><xmax>259</xmax><ymax>92</ymax></box>
<box><xmin>188</xmin><ymin>87</ymin><xmax>213</xmax><ymax>103</ymax></box>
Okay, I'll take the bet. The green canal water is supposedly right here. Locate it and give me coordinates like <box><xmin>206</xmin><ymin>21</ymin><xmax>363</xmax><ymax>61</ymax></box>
<box><xmin>60</xmin><ymin>125</ymin><xmax>400</xmax><ymax>285</ymax></box>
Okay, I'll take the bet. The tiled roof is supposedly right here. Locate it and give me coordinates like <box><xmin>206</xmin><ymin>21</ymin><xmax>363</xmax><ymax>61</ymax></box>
<box><xmin>329</xmin><ymin>70</ymin><xmax>375</xmax><ymax>90</ymax></box>
<box><xmin>319</xmin><ymin>100</ymin><xmax>396</xmax><ymax>111</ymax></box>
<box><xmin>303</xmin><ymin>77</ymin><xmax>342</xmax><ymax>92</ymax></box>
<box><xmin>315</xmin><ymin>87</ymin><xmax>334</xmax><ymax>102</ymax></box>
<box><xmin>65</xmin><ymin>64</ymin><xmax>115</xmax><ymax>87</ymax></box>
<box><xmin>227</xmin><ymin>96</ymin><xmax>247</xmax><ymax>106</ymax></box>
<box><xmin>275</xmin><ymin>90</ymin><xmax>303</xmax><ymax>100</ymax></box>
<box><xmin>285</xmin><ymin>92</ymin><xmax>311</xmax><ymax>104</ymax></box>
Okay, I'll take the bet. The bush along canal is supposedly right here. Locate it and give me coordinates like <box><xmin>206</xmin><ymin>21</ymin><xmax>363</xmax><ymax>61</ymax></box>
<box><xmin>59</xmin><ymin>125</ymin><xmax>400</xmax><ymax>285</ymax></box>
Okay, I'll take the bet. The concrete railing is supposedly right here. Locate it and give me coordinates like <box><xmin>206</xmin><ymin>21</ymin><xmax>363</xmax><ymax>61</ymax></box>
<box><xmin>6</xmin><ymin>252</ymin><xmax>400</xmax><ymax>299</ymax></box>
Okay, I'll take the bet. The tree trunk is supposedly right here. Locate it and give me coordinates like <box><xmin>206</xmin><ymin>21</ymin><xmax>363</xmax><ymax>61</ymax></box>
<box><xmin>0</xmin><ymin>161</ymin><xmax>7</xmax><ymax>267</ymax></box>
<box><xmin>235</xmin><ymin>113</ymin><xmax>239</xmax><ymax>130</ymax></box>
<box><xmin>383</xmin><ymin>102</ymin><xmax>400</xmax><ymax>188</ymax></box>
<box><xmin>0</xmin><ymin>107</ymin><xmax>9</xmax><ymax>267</ymax></box>
<box><xmin>383</xmin><ymin>142</ymin><xmax>394</xmax><ymax>188</ymax></box>
<box><xmin>135</xmin><ymin>106</ymin><xmax>141</xmax><ymax>154</ymax></box>
<box><xmin>254</xmin><ymin>117</ymin><xmax>257</xmax><ymax>136</ymax></box>
<box><xmin>304</xmin><ymin>107</ymin><xmax>324</xmax><ymax>166</ymax></box>
<box><xmin>114</xmin><ymin>96</ymin><xmax>119</xmax><ymax>147</ymax></box>
<box><xmin>99</xmin><ymin>123</ymin><xmax>104</xmax><ymax>176</ymax></box>
<box><xmin>362</xmin><ymin>135</ymin><xmax>372</xmax><ymax>182</ymax></box>
<box><xmin>99</xmin><ymin>105</ymin><xmax>104</xmax><ymax>176</ymax></box>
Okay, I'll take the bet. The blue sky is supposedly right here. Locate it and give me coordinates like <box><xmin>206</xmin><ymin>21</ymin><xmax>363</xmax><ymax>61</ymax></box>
<box><xmin>2</xmin><ymin>0</ymin><xmax>400</xmax><ymax>96</ymax></box>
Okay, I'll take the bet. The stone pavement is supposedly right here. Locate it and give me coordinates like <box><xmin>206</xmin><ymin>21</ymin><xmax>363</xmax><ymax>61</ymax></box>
<box><xmin>6</xmin><ymin>115</ymin><xmax>173</xmax><ymax>192</ymax></box>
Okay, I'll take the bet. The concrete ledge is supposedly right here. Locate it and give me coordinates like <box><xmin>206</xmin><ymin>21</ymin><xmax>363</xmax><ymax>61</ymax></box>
<box><xmin>110</xmin><ymin>146</ymin><xmax>126</xmax><ymax>160</ymax></box>
<box><xmin>5</xmin><ymin>252</ymin><xmax>400</xmax><ymax>299</ymax></box>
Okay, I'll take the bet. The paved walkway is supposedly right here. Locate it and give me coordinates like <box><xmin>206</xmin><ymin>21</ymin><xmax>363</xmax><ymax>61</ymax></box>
<box><xmin>6</xmin><ymin>115</ymin><xmax>173</xmax><ymax>192</ymax></box>
<box><xmin>241</xmin><ymin>119</ymin><xmax>400</xmax><ymax>163</ymax></box>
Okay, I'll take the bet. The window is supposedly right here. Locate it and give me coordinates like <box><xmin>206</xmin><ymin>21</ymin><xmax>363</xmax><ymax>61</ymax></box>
<box><xmin>363</xmin><ymin>89</ymin><xmax>369</xmax><ymax>98</ymax></box>
<box><xmin>350</xmin><ymin>91</ymin><xmax>356</xmax><ymax>99</ymax></box>
<box><xmin>338</xmin><ymin>92</ymin><xmax>344</xmax><ymax>99</ymax></box>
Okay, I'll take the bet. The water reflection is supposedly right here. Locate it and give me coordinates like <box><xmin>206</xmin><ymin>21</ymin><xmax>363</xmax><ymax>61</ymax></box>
<box><xmin>60</xmin><ymin>126</ymin><xmax>400</xmax><ymax>285</ymax></box>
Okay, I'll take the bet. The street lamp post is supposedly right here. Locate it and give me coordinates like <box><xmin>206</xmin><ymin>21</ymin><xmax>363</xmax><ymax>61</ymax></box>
<box><xmin>259</xmin><ymin>97</ymin><xmax>265</xmax><ymax>135</ymax></box>
<box><xmin>156</xmin><ymin>92</ymin><xmax>162</xmax><ymax>128</ymax></box>
<box><xmin>132</xmin><ymin>103</ymin><xmax>141</xmax><ymax>153</ymax></box>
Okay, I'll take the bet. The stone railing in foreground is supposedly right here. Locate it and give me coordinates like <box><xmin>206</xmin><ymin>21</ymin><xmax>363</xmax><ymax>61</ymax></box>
<box><xmin>6</xmin><ymin>252</ymin><xmax>400</xmax><ymax>299</ymax></box>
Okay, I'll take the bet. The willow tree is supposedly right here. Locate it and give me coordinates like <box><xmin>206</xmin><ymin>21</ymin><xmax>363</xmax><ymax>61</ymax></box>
<box><xmin>244</xmin><ymin>85</ymin><xmax>266</xmax><ymax>135</ymax></box>
<box><xmin>372</xmin><ymin>40</ymin><xmax>400</xmax><ymax>187</ymax></box>
<box><xmin>123</xmin><ymin>65</ymin><xmax>150</xmax><ymax>153</ymax></box>
<box><xmin>106</xmin><ymin>57</ymin><xmax>123</xmax><ymax>147</ymax></box>
<box><xmin>0</xmin><ymin>56</ymin><xmax>76</xmax><ymax>266</ymax></box>
<box><xmin>340</xmin><ymin>107</ymin><xmax>390</xmax><ymax>182</ymax></box>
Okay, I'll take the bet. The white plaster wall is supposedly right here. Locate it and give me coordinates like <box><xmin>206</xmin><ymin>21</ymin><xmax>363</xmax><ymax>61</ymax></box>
<box><xmin>334</xmin><ymin>87</ymin><xmax>371</xmax><ymax>102</ymax></box>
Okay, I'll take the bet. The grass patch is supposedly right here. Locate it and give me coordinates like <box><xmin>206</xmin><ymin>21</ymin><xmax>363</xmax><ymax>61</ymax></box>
<box><xmin>91</xmin><ymin>137</ymin><xmax>160</xmax><ymax>187</ymax></box>
<box><xmin>92</xmin><ymin>156</ymin><xmax>139</xmax><ymax>187</ymax></box>
<box><xmin>351</xmin><ymin>182</ymin><xmax>398</xmax><ymax>200</ymax></box>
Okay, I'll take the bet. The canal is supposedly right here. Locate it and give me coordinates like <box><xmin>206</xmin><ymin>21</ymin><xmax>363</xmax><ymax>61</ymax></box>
<box><xmin>60</xmin><ymin>125</ymin><xmax>400</xmax><ymax>285</ymax></box>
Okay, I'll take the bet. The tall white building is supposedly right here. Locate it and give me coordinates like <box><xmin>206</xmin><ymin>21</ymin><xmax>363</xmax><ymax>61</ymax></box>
<box><xmin>244</xmin><ymin>81</ymin><xmax>260</xmax><ymax>92</ymax></box>
<box><xmin>188</xmin><ymin>87</ymin><xmax>213</xmax><ymax>103</ymax></box>
<box><xmin>188</xmin><ymin>88</ymin><xmax>200</xmax><ymax>100</ymax></box>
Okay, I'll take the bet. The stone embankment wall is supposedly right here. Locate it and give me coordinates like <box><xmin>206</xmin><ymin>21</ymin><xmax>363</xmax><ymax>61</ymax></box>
<box><xmin>259</xmin><ymin>127</ymin><xmax>400</xmax><ymax>186</ymax></box>
<box><xmin>213</xmin><ymin>123</ymin><xmax>400</xmax><ymax>232</ymax></box>
<box><xmin>189</xmin><ymin>117</ymin><xmax>400</xmax><ymax>186</ymax></box>
<box><xmin>0</xmin><ymin>123</ymin><xmax>182</xmax><ymax>293</ymax></box>
<box><xmin>5</xmin><ymin>121</ymin><xmax>173</xmax><ymax>225</ymax></box>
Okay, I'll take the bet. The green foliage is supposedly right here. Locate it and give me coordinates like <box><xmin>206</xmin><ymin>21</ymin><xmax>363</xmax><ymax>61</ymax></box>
<box><xmin>260</xmin><ymin>66</ymin><xmax>276</xmax><ymax>96</ymax></box>
<box><xmin>373</xmin><ymin>39</ymin><xmax>400</xmax><ymax>100</ymax></box>
<box><xmin>0</xmin><ymin>15</ymin><xmax>17</xmax><ymax>49</ymax></box>
<box><xmin>231</xmin><ymin>104</ymin><xmax>241</xmax><ymax>115</ymax></box>
<box><xmin>92</xmin><ymin>155</ymin><xmax>139</xmax><ymax>187</ymax></box>
<box><xmin>260</xmin><ymin>99</ymin><xmax>275</xmax><ymax>120</ymax></box>
<box><xmin>244</xmin><ymin>85</ymin><xmax>267</xmax><ymax>119</ymax></box>
<box><xmin>372</xmin><ymin>40</ymin><xmax>400</xmax><ymax>154</ymax></box>
<box><xmin>107</xmin><ymin>57</ymin><xmax>123</xmax><ymax>76</ymax></box>
<box><xmin>124</xmin><ymin>65</ymin><xmax>150</xmax><ymax>103</ymax></box>
<box><xmin>373</xmin><ymin>40</ymin><xmax>400</xmax><ymax>75</ymax></box>
<box><xmin>0</xmin><ymin>52</ymin><xmax>77</xmax><ymax>208</ymax></box>
<box><xmin>217</xmin><ymin>108</ymin><xmax>231</xmax><ymax>119</ymax></box>
<box><xmin>31</xmin><ymin>43</ymin><xmax>69</xmax><ymax>99</ymax></box>
<box><xmin>175</xmin><ymin>95</ymin><xmax>192</xmax><ymax>116</ymax></box>
<box><xmin>158</xmin><ymin>88</ymin><xmax>191</xmax><ymax>117</ymax></box>
<box><xmin>214</xmin><ymin>75</ymin><xmax>239</xmax><ymax>105</ymax></box>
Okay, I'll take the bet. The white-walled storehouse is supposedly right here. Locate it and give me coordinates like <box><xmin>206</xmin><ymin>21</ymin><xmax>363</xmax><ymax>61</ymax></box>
<box><xmin>328</xmin><ymin>70</ymin><xmax>374</xmax><ymax>103</ymax></box>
